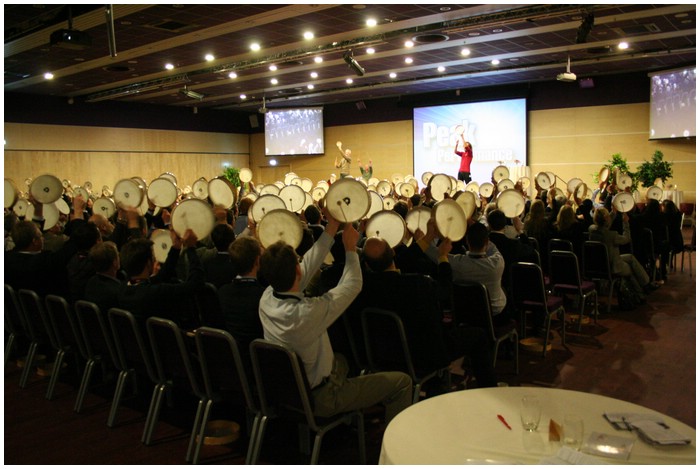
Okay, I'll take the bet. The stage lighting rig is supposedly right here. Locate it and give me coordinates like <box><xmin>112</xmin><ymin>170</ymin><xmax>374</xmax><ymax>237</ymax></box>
<box><xmin>343</xmin><ymin>50</ymin><xmax>365</xmax><ymax>76</ymax></box>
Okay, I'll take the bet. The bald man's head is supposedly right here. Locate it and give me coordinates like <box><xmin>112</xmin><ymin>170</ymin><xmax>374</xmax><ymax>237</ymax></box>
<box><xmin>362</xmin><ymin>237</ymin><xmax>394</xmax><ymax>272</ymax></box>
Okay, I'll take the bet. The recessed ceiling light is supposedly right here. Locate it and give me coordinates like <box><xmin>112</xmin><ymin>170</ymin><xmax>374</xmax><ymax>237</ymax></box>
<box><xmin>492</xmin><ymin>29</ymin><xmax>502</xmax><ymax>33</ymax></box>
<box><xmin>314</xmin><ymin>56</ymin><xmax>323</xmax><ymax>63</ymax></box>
<box><xmin>271</xmin><ymin>78</ymin><xmax>278</xmax><ymax>85</ymax></box>
<box><xmin>366</xmin><ymin>18</ymin><xmax>377</xmax><ymax>27</ymax></box>
<box><xmin>310</xmin><ymin>72</ymin><xmax>318</xmax><ymax>78</ymax></box>
<box><xmin>405</xmin><ymin>57</ymin><xmax>413</xmax><ymax>64</ymax></box>
<box><xmin>618</xmin><ymin>41</ymin><xmax>629</xmax><ymax>50</ymax></box>
<box><xmin>404</xmin><ymin>40</ymin><xmax>414</xmax><ymax>48</ymax></box>
<box><xmin>269</xmin><ymin>65</ymin><xmax>277</xmax><ymax>71</ymax></box>
<box><xmin>346</xmin><ymin>78</ymin><xmax>354</xmax><ymax>84</ymax></box>
<box><xmin>491</xmin><ymin>59</ymin><xmax>500</xmax><ymax>65</ymax></box>
<box><xmin>250</xmin><ymin>43</ymin><xmax>261</xmax><ymax>51</ymax></box>
<box><xmin>240</xmin><ymin>94</ymin><xmax>247</xmax><ymax>100</ymax></box>
<box><xmin>675</xmin><ymin>13</ymin><xmax>689</xmax><ymax>18</ymax></box>
<box><xmin>440</xmin><ymin>6</ymin><xmax>451</xmax><ymax>11</ymax></box>
<box><xmin>228</xmin><ymin>72</ymin><xmax>238</xmax><ymax>79</ymax></box>
<box><xmin>307</xmin><ymin>84</ymin><xmax>314</xmax><ymax>90</ymax></box>
<box><xmin>461</xmin><ymin>48</ymin><xmax>471</xmax><ymax>56</ymax></box>
<box><xmin>44</xmin><ymin>72</ymin><xmax>54</xmax><ymax>80</ymax></box>
<box><xmin>468</xmin><ymin>32</ymin><xmax>480</xmax><ymax>37</ymax></box>
<box><xmin>303</xmin><ymin>31</ymin><xmax>314</xmax><ymax>40</ymax></box>
<box><xmin>270</xmin><ymin>159</ymin><xmax>277</xmax><ymax>166</ymax></box>
<box><xmin>164</xmin><ymin>63</ymin><xmax>174</xmax><ymax>70</ymax></box>
<box><xmin>437</xmin><ymin>66</ymin><xmax>446</xmax><ymax>72</ymax></box>
<box><xmin>205</xmin><ymin>53</ymin><xmax>215</xmax><ymax>61</ymax></box>
<box><xmin>389</xmin><ymin>72</ymin><xmax>397</xmax><ymax>79</ymax></box>
<box><xmin>366</xmin><ymin>47</ymin><xmax>375</xmax><ymax>54</ymax></box>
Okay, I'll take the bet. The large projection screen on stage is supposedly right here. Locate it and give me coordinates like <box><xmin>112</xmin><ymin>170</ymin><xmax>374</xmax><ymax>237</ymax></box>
<box><xmin>413</xmin><ymin>98</ymin><xmax>527</xmax><ymax>187</ymax></box>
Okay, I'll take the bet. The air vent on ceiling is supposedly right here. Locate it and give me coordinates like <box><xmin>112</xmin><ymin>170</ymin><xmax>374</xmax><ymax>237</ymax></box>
<box><xmin>147</xmin><ymin>20</ymin><xmax>198</xmax><ymax>33</ymax></box>
<box><xmin>412</xmin><ymin>33</ymin><xmax>449</xmax><ymax>44</ymax></box>
<box><xmin>613</xmin><ymin>23</ymin><xmax>661</xmax><ymax>35</ymax></box>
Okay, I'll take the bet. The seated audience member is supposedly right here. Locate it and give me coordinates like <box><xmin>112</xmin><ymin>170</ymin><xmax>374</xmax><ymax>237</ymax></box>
<box><xmin>118</xmin><ymin>229</ymin><xmax>204</xmax><ymax>326</ymax></box>
<box><xmin>5</xmin><ymin>211</ymin><xmax>19</xmax><ymax>251</ymax></box>
<box><xmin>234</xmin><ymin>198</ymin><xmax>254</xmax><ymax>236</ymax></box>
<box><xmin>663</xmin><ymin>199</ymin><xmax>684</xmax><ymax>259</ymax></box>
<box><xmin>66</xmin><ymin>221</ymin><xmax>102</xmax><ymax>304</ymax></box>
<box><xmin>42</xmin><ymin>216</ymin><xmax>69</xmax><ymax>252</ymax></box>
<box><xmin>258</xmin><ymin>211</ymin><xmax>412</xmax><ymax>423</ymax></box>
<box><xmin>554</xmin><ymin>204</ymin><xmax>587</xmax><ymax>259</ymax></box>
<box><xmin>523</xmin><ymin>199</ymin><xmax>553</xmax><ymax>260</ymax></box>
<box><xmin>576</xmin><ymin>198</ymin><xmax>595</xmax><ymax>227</ymax></box>
<box><xmin>84</xmin><ymin>241</ymin><xmax>124</xmax><ymax>313</ymax></box>
<box><xmin>362</xmin><ymin>235</ymin><xmax>497</xmax><ymax>388</ymax></box>
<box><xmin>486</xmin><ymin>209</ymin><xmax>537</xmax><ymax>291</ymax></box>
<box><xmin>588</xmin><ymin>207</ymin><xmax>658</xmax><ymax>298</ymax></box>
<box><xmin>638</xmin><ymin>198</ymin><xmax>670</xmax><ymax>282</ymax></box>
<box><xmin>202</xmin><ymin>223</ymin><xmax>236</xmax><ymax>288</ymax></box>
<box><xmin>303</xmin><ymin>204</ymin><xmax>326</xmax><ymax>241</ymax></box>
<box><xmin>217</xmin><ymin>236</ymin><xmax>266</xmax><ymax>362</ymax></box>
<box><xmin>89</xmin><ymin>213</ymin><xmax>115</xmax><ymax>241</ymax></box>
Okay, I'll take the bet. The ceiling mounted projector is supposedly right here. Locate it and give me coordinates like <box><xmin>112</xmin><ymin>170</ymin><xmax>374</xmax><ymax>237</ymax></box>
<box><xmin>343</xmin><ymin>50</ymin><xmax>365</xmax><ymax>77</ymax></box>
<box><xmin>50</xmin><ymin>29</ymin><xmax>92</xmax><ymax>50</ymax></box>
<box><xmin>258</xmin><ymin>95</ymin><xmax>269</xmax><ymax>114</ymax></box>
<box><xmin>557</xmin><ymin>56</ymin><xmax>577</xmax><ymax>82</ymax></box>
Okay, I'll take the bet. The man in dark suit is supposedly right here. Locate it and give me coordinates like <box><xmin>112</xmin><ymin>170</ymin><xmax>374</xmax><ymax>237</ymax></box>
<box><xmin>83</xmin><ymin>241</ymin><xmax>124</xmax><ymax>313</ymax></box>
<box><xmin>202</xmin><ymin>223</ymin><xmax>237</xmax><ymax>288</ymax></box>
<box><xmin>486</xmin><ymin>209</ymin><xmax>537</xmax><ymax>292</ymax></box>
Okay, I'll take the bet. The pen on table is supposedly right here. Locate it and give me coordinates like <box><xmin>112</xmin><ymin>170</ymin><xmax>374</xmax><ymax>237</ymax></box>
<box><xmin>497</xmin><ymin>414</ymin><xmax>512</xmax><ymax>430</ymax></box>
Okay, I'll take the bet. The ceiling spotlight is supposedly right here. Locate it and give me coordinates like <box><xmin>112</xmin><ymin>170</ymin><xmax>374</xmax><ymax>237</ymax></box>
<box><xmin>343</xmin><ymin>50</ymin><xmax>365</xmax><ymax>76</ymax></box>
<box><xmin>366</xmin><ymin>18</ymin><xmax>377</xmax><ymax>27</ymax></box>
<box><xmin>303</xmin><ymin>31</ymin><xmax>314</xmax><ymax>40</ymax></box>
<box><xmin>204</xmin><ymin>53</ymin><xmax>215</xmax><ymax>61</ymax></box>
<box><xmin>437</xmin><ymin>66</ymin><xmax>446</xmax><ymax>72</ymax></box>
<box><xmin>461</xmin><ymin>48</ymin><xmax>471</xmax><ymax>56</ymax></box>
<box><xmin>310</xmin><ymin>72</ymin><xmax>318</xmax><ymax>78</ymax></box>
<box><xmin>164</xmin><ymin>63</ymin><xmax>175</xmax><ymax>70</ymax></box>
<box><xmin>269</xmin><ymin>65</ymin><xmax>278</xmax><ymax>71</ymax></box>
<box><xmin>389</xmin><ymin>72</ymin><xmax>397</xmax><ymax>79</ymax></box>
<box><xmin>228</xmin><ymin>72</ymin><xmax>237</xmax><ymax>79</ymax></box>
<box><xmin>44</xmin><ymin>72</ymin><xmax>55</xmax><ymax>80</ymax></box>
<box><xmin>491</xmin><ymin>59</ymin><xmax>500</xmax><ymax>65</ymax></box>
<box><xmin>618</xmin><ymin>41</ymin><xmax>629</xmax><ymax>50</ymax></box>
<box><xmin>180</xmin><ymin>86</ymin><xmax>204</xmax><ymax>100</ymax></box>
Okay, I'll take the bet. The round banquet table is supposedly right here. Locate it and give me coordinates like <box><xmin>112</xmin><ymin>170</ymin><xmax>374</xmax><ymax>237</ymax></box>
<box><xmin>379</xmin><ymin>387</ymin><xmax>695</xmax><ymax>465</ymax></box>
<box><xmin>663</xmin><ymin>190</ymin><xmax>684</xmax><ymax>207</ymax></box>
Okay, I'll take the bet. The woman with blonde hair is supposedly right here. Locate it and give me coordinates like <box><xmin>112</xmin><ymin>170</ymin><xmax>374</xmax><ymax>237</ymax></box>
<box><xmin>555</xmin><ymin>204</ymin><xmax>586</xmax><ymax>258</ymax></box>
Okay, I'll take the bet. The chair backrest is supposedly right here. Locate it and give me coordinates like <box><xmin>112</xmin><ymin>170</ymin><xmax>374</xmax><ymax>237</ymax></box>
<box><xmin>194</xmin><ymin>327</ymin><xmax>258</xmax><ymax>412</ymax></box>
<box><xmin>549</xmin><ymin>250</ymin><xmax>583</xmax><ymax>290</ymax></box>
<box><xmin>548</xmin><ymin>238</ymin><xmax>573</xmax><ymax>253</ymax></box>
<box><xmin>146</xmin><ymin>316</ymin><xmax>202</xmax><ymax>395</ymax></box>
<box><xmin>510</xmin><ymin>262</ymin><xmax>547</xmax><ymax>306</ymax></box>
<box><xmin>582</xmin><ymin>241</ymin><xmax>612</xmax><ymax>281</ymax></box>
<box><xmin>250</xmin><ymin>339</ymin><xmax>316</xmax><ymax>428</ymax></box>
<box><xmin>45</xmin><ymin>294</ymin><xmax>86</xmax><ymax>358</ymax></box>
<box><xmin>107</xmin><ymin>308</ymin><xmax>157</xmax><ymax>382</ymax></box>
<box><xmin>360</xmin><ymin>307</ymin><xmax>417</xmax><ymax>380</ymax></box>
<box><xmin>196</xmin><ymin>282</ymin><xmax>227</xmax><ymax>329</ymax></box>
<box><xmin>74</xmin><ymin>300</ymin><xmax>119</xmax><ymax>368</ymax></box>
<box><xmin>5</xmin><ymin>284</ymin><xmax>28</xmax><ymax>338</ymax></box>
<box><xmin>17</xmin><ymin>288</ymin><xmax>57</xmax><ymax>346</ymax></box>
<box><xmin>641</xmin><ymin>227</ymin><xmax>656</xmax><ymax>257</ymax></box>
<box><xmin>452</xmin><ymin>282</ymin><xmax>497</xmax><ymax>342</ymax></box>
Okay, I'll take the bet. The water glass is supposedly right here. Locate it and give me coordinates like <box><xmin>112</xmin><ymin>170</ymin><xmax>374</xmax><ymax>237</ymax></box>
<box><xmin>520</xmin><ymin>395</ymin><xmax>541</xmax><ymax>431</ymax></box>
<box><xmin>563</xmin><ymin>414</ymin><xmax>584</xmax><ymax>450</ymax></box>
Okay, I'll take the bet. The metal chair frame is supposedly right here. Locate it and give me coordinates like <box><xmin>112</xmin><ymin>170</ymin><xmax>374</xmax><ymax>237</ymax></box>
<box><xmin>548</xmin><ymin>250</ymin><xmax>599</xmax><ymax>332</ymax></box>
<box><xmin>17</xmin><ymin>289</ymin><xmax>57</xmax><ymax>389</ymax></box>
<box><xmin>582</xmin><ymin>241</ymin><xmax>621</xmax><ymax>313</ymax></box>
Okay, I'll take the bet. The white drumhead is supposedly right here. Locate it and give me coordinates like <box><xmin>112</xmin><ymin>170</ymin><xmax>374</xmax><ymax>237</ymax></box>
<box><xmin>546</xmin><ymin>172</ymin><xmax>557</xmax><ymax>187</ymax></box>
<box><xmin>376</xmin><ymin>180</ymin><xmax>393</xmax><ymax>197</ymax></box>
<box><xmin>148</xmin><ymin>178</ymin><xmax>178</xmax><ymax>208</ymax></box>
<box><xmin>397</xmin><ymin>182</ymin><xmax>415</xmax><ymax>198</ymax></box>
<box><xmin>428</xmin><ymin>173</ymin><xmax>452</xmax><ymax>202</ymax></box>
<box><xmin>612</xmin><ymin>192</ymin><xmax>635</xmax><ymax>213</ymax></box>
<box><xmin>74</xmin><ymin>186</ymin><xmax>90</xmax><ymax>202</ymax></box>
<box><xmin>617</xmin><ymin>172</ymin><xmax>633</xmax><ymax>191</ymax></box>
<box><xmin>298</xmin><ymin>178</ymin><xmax>313</xmax><ymax>193</ymax></box>
<box><xmin>535</xmin><ymin>172</ymin><xmax>553</xmax><ymax>190</ymax></box>
<box><xmin>574</xmin><ymin>182</ymin><xmax>589</xmax><ymax>200</ymax></box>
<box><xmin>325</xmin><ymin>178</ymin><xmax>370</xmax><ymax>223</ymax></box>
<box><xmin>497</xmin><ymin>178</ymin><xmax>515</xmax><ymax>192</ymax></box>
<box><xmin>251</xmin><ymin>194</ymin><xmax>287</xmax><ymax>223</ymax></box>
<box><xmin>83</xmin><ymin>181</ymin><xmax>93</xmax><ymax>192</ymax></box>
<box><xmin>479</xmin><ymin>182</ymin><xmax>494</xmax><ymax>199</ymax></box>
<box><xmin>257</xmin><ymin>209</ymin><xmax>303</xmax><ymax>249</ymax></box>
<box><xmin>383</xmin><ymin>196</ymin><xmax>397</xmax><ymax>210</ymax></box>
<box><xmin>518</xmin><ymin>177</ymin><xmax>531</xmax><ymax>190</ymax></box>
<box><xmin>150</xmin><ymin>229</ymin><xmax>173</xmax><ymax>264</ymax></box>
<box><xmin>25</xmin><ymin>202</ymin><xmax>60</xmax><ymax>230</ymax></box>
<box><xmin>496</xmin><ymin>189</ymin><xmax>526</xmax><ymax>218</ymax></box>
<box><xmin>290</xmin><ymin>177</ymin><xmax>303</xmax><ymax>188</ymax></box>
<box><xmin>93</xmin><ymin>197</ymin><xmax>116</xmax><ymax>219</ymax></box>
<box><xmin>311</xmin><ymin>186</ymin><xmax>327</xmax><ymax>202</ymax></box>
<box><xmin>317</xmin><ymin>180</ymin><xmax>330</xmax><ymax>192</ymax></box>
<box><xmin>239</xmin><ymin>168</ymin><xmax>253</xmax><ymax>183</ymax></box>
<box><xmin>432</xmin><ymin>198</ymin><xmax>467</xmax><ymax>242</ymax></box>
<box><xmin>465</xmin><ymin>181</ymin><xmax>480</xmax><ymax>194</ymax></box>
<box><xmin>365</xmin><ymin>210</ymin><xmax>407</xmax><ymax>248</ymax></box>
<box><xmin>13</xmin><ymin>198</ymin><xmax>30</xmax><ymax>217</ymax></box>
<box><xmin>30</xmin><ymin>174</ymin><xmax>63</xmax><ymax>204</ymax></box>
<box><xmin>159</xmin><ymin>172</ymin><xmax>177</xmax><ymax>185</ymax></box>
<box><xmin>259</xmin><ymin>183</ymin><xmax>281</xmax><ymax>196</ymax></box>
<box><xmin>405</xmin><ymin>206</ymin><xmax>431</xmax><ymax>234</ymax></box>
<box><xmin>632</xmin><ymin>189</ymin><xmax>641</xmax><ymax>203</ymax></box>
<box><xmin>553</xmin><ymin>187</ymin><xmax>566</xmax><ymax>199</ymax></box>
<box><xmin>55</xmin><ymin>198</ymin><xmax>70</xmax><ymax>215</ymax></box>
<box><xmin>448</xmin><ymin>176</ymin><xmax>458</xmax><ymax>194</ymax></box>
<box><xmin>301</xmin><ymin>191</ymin><xmax>313</xmax><ymax>212</ymax></box>
<box><xmin>113</xmin><ymin>178</ymin><xmax>144</xmax><ymax>209</ymax></box>
<box><xmin>279</xmin><ymin>184</ymin><xmax>307</xmax><ymax>213</ymax></box>
<box><xmin>454</xmin><ymin>190</ymin><xmax>477</xmax><ymax>220</ymax></box>
<box><xmin>243</xmin><ymin>193</ymin><xmax>258</xmax><ymax>202</ymax></box>
<box><xmin>567</xmin><ymin>178</ymin><xmax>583</xmax><ymax>194</ymax></box>
<box><xmin>421</xmin><ymin>172</ymin><xmax>434</xmax><ymax>186</ymax></box>
<box><xmin>5</xmin><ymin>178</ymin><xmax>18</xmax><ymax>209</ymax></box>
<box><xmin>171</xmin><ymin>198</ymin><xmax>215</xmax><ymax>240</ymax></box>
<box><xmin>367</xmin><ymin>177</ymin><xmax>379</xmax><ymax>187</ymax></box>
<box><xmin>208</xmin><ymin>177</ymin><xmax>236</xmax><ymax>208</ymax></box>
<box><xmin>367</xmin><ymin>190</ymin><xmax>384</xmax><ymax>219</ymax></box>
<box><xmin>274</xmin><ymin>181</ymin><xmax>285</xmax><ymax>189</ymax></box>
<box><xmin>598</xmin><ymin>167</ymin><xmax>610</xmax><ymax>184</ymax></box>
<box><xmin>391</xmin><ymin>173</ymin><xmax>404</xmax><ymax>186</ymax></box>
<box><xmin>646</xmin><ymin>186</ymin><xmax>663</xmax><ymax>201</ymax></box>
<box><xmin>492</xmin><ymin>165</ymin><xmax>509</xmax><ymax>183</ymax></box>
<box><xmin>284</xmin><ymin>172</ymin><xmax>298</xmax><ymax>186</ymax></box>
<box><xmin>192</xmin><ymin>178</ymin><xmax>209</xmax><ymax>200</ymax></box>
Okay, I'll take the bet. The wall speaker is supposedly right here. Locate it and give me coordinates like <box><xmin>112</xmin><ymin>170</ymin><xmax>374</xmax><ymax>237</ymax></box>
<box><xmin>249</xmin><ymin>114</ymin><xmax>259</xmax><ymax>128</ymax></box>
<box><xmin>355</xmin><ymin>100</ymin><xmax>367</xmax><ymax>111</ymax></box>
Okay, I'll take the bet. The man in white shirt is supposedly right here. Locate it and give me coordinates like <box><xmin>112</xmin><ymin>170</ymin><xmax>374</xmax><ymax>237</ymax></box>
<box><xmin>258</xmin><ymin>213</ymin><xmax>412</xmax><ymax>423</ymax></box>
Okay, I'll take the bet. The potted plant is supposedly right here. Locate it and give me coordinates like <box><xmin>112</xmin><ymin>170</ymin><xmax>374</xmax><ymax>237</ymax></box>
<box><xmin>636</xmin><ymin>150</ymin><xmax>673</xmax><ymax>188</ymax></box>
<box><xmin>594</xmin><ymin>153</ymin><xmax>639</xmax><ymax>190</ymax></box>
<box><xmin>222</xmin><ymin>167</ymin><xmax>241</xmax><ymax>188</ymax></box>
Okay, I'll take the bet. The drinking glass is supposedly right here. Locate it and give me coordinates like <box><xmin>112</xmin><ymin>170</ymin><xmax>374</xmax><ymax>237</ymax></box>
<box><xmin>520</xmin><ymin>395</ymin><xmax>541</xmax><ymax>431</ymax></box>
<box><xmin>563</xmin><ymin>414</ymin><xmax>584</xmax><ymax>450</ymax></box>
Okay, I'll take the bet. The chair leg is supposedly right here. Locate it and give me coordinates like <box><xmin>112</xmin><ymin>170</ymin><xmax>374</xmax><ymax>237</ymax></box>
<box><xmin>74</xmin><ymin>359</ymin><xmax>96</xmax><ymax>412</ymax></box>
<box><xmin>107</xmin><ymin>370</ymin><xmax>130</xmax><ymax>427</ymax></box>
<box><xmin>189</xmin><ymin>399</ymin><xmax>211</xmax><ymax>464</ymax></box>
<box><xmin>245</xmin><ymin>413</ymin><xmax>262</xmax><ymax>465</ymax></box>
<box><xmin>542</xmin><ymin>314</ymin><xmax>552</xmax><ymax>357</ymax></box>
<box><xmin>356</xmin><ymin>412</ymin><xmax>366</xmax><ymax>465</ymax></box>
<box><xmin>46</xmin><ymin>349</ymin><xmax>66</xmax><ymax>400</ymax></box>
<box><xmin>19</xmin><ymin>341</ymin><xmax>38</xmax><ymax>388</ymax></box>
<box><xmin>5</xmin><ymin>333</ymin><xmax>15</xmax><ymax>368</ymax></box>
<box><xmin>142</xmin><ymin>383</ymin><xmax>167</xmax><ymax>445</ymax></box>
<box><xmin>249</xmin><ymin>415</ymin><xmax>268</xmax><ymax>465</ymax></box>
<box><xmin>310</xmin><ymin>430</ymin><xmax>324</xmax><ymax>465</ymax></box>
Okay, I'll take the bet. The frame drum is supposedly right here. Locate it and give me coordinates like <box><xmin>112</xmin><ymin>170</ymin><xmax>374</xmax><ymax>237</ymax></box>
<box><xmin>454</xmin><ymin>190</ymin><xmax>477</xmax><ymax>220</ymax></box>
<box><xmin>465</xmin><ymin>181</ymin><xmax>480</xmax><ymax>195</ymax></box>
<box><xmin>239</xmin><ymin>168</ymin><xmax>253</xmax><ymax>183</ymax></box>
<box><xmin>13</xmin><ymin>198</ymin><xmax>30</xmax><ymax>218</ymax></box>
<box><xmin>617</xmin><ymin>172</ymin><xmax>633</xmax><ymax>191</ymax></box>
<box><xmin>397</xmin><ymin>182</ymin><xmax>415</xmax><ymax>198</ymax></box>
<box><xmin>208</xmin><ymin>177</ymin><xmax>236</xmax><ymax>209</ymax></box>
<box><xmin>367</xmin><ymin>177</ymin><xmax>380</xmax><ymax>187</ymax></box>
<box><xmin>497</xmin><ymin>178</ymin><xmax>515</xmax><ymax>192</ymax></box>
<box><xmin>30</xmin><ymin>174</ymin><xmax>63</xmax><ymax>204</ymax></box>
<box><xmin>598</xmin><ymin>167</ymin><xmax>610</xmax><ymax>184</ymax></box>
<box><xmin>325</xmin><ymin>178</ymin><xmax>370</xmax><ymax>223</ymax></box>
<box><xmin>83</xmin><ymin>181</ymin><xmax>93</xmax><ymax>192</ymax></box>
<box><xmin>383</xmin><ymin>196</ymin><xmax>397</xmax><ymax>210</ymax></box>
<box><xmin>284</xmin><ymin>172</ymin><xmax>298</xmax><ymax>186</ymax></box>
<box><xmin>290</xmin><ymin>177</ymin><xmax>303</xmax><ymax>188</ymax></box>
<box><xmin>5</xmin><ymin>178</ymin><xmax>18</xmax><ymax>209</ymax></box>
<box><xmin>159</xmin><ymin>172</ymin><xmax>177</xmax><ymax>185</ymax></box>
<box><xmin>171</xmin><ymin>198</ymin><xmax>215</xmax><ymax>240</ymax></box>
<box><xmin>535</xmin><ymin>172</ymin><xmax>553</xmax><ymax>190</ymax></box>
<box><xmin>518</xmin><ymin>177</ymin><xmax>531</xmax><ymax>190</ymax></box>
<box><xmin>567</xmin><ymin>178</ymin><xmax>583</xmax><ymax>194</ymax></box>
<box><xmin>300</xmin><ymin>178</ymin><xmax>314</xmax><ymax>193</ymax></box>
<box><xmin>421</xmin><ymin>172</ymin><xmax>434</xmax><ymax>186</ymax></box>
<box><xmin>574</xmin><ymin>182</ymin><xmax>588</xmax><ymax>201</ymax></box>
<box><xmin>102</xmin><ymin>185</ymin><xmax>113</xmax><ymax>197</ymax></box>
<box><xmin>257</xmin><ymin>208</ymin><xmax>303</xmax><ymax>249</ymax></box>
<box><xmin>192</xmin><ymin>178</ymin><xmax>209</xmax><ymax>200</ymax></box>
<box><xmin>311</xmin><ymin>186</ymin><xmax>327</xmax><ymax>202</ymax></box>
<box><xmin>496</xmin><ymin>189</ymin><xmax>526</xmax><ymax>218</ymax></box>
<box><xmin>148</xmin><ymin>177</ymin><xmax>178</xmax><ymax>208</ymax></box>
<box><xmin>113</xmin><ymin>178</ymin><xmax>144</xmax><ymax>209</ymax></box>
<box><xmin>279</xmin><ymin>184</ymin><xmax>307</xmax><ymax>213</ymax></box>
<box><xmin>432</xmin><ymin>198</ymin><xmax>467</xmax><ymax>242</ymax></box>
<box><xmin>492</xmin><ymin>165</ymin><xmax>509</xmax><ymax>183</ymax></box>
<box><xmin>259</xmin><ymin>184</ymin><xmax>281</xmax><ymax>196</ymax></box>
<box><xmin>612</xmin><ymin>192</ymin><xmax>635</xmax><ymax>213</ymax></box>
<box><xmin>55</xmin><ymin>198</ymin><xmax>70</xmax><ymax>215</ymax></box>
<box><xmin>150</xmin><ymin>229</ymin><xmax>173</xmax><ymax>263</ymax></box>
<box><xmin>376</xmin><ymin>180</ymin><xmax>393</xmax><ymax>197</ymax></box>
<box><xmin>251</xmin><ymin>194</ymin><xmax>287</xmax><ymax>223</ymax></box>
<box><xmin>93</xmin><ymin>196</ymin><xmax>116</xmax><ymax>219</ymax></box>
<box><xmin>365</xmin><ymin>210</ymin><xmax>407</xmax><ymax>248</ymax></box>
<box><xmin>405</xmin><ymin>206</ymin><xmax>432</xmax><ymax>234</ymax></box>
<box><xmin>428</xmin><ymin>173</ymin><xmax>452</xmax><ymax>202</ymax></box>
<box><xmin>391</xmin><ymin>173</ymin><xmax>404</xmax><ymax>186</ymax></box>
<box><xmin>479</xmin><ymin>182</ymin><xmax>494</xmax><ymax>199</ymax></box>
<box><xmin>25</xmin><ymin>202</ymin><xmax>60</xmax><ymax>230</ymax></box>
<box><xmin>553</xmin><ymin>187</ymin><xmax>566</xmax><ymax>200</ymax></box>
<box><xmin>646</xmin><ymin>186</ymin><xmax>663</xmax><ymax>201</ymax></box>
<box><xmin>366</xmin><ymin>190</ymin><xmax>384</xmax><ymax>219</ymax></box>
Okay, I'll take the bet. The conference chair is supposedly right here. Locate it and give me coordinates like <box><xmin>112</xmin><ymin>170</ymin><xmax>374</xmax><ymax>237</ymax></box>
<box><xmin>582</xmin><ymin>241</ymin><xmax>621</xmax><ymax>313</ymax></box>
<box><xmin>548</xmin><ymin>251</ymin><xmax>598</xmax><ymax>332</ymax></box>
<box><xmin>5</xmin><ymin>284</ymin><xmax>28</xmax><ymax>369</ymax></box>
<box><xmin>17</xmin><ymin>289</ymin><xmax>56</xmax><ymax>389</ymax></box>
<box><xmin>44</xmin><ymin>294</ymin><xmax>86</xmax><ymax>400</ymax></box>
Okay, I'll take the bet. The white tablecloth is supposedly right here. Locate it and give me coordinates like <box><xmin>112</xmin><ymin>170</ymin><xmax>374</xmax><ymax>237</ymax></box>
<box><xmin>379</xmin><ymin>387</ymin><xmax>695</xmax><ymax>465</ymax></box>
<box><xmin>663</xmin><ymin>190</ymin><xmax>684</xmax><ymax>206</ymax></box>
